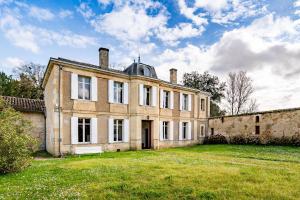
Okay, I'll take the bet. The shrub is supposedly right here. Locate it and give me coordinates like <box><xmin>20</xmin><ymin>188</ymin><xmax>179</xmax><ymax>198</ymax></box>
<box><xmin>204</xmin><ymin>134</ymin><xmax>228</xmax><ymax>144</ymax></box>
<box><xmin>229</xmin><ymin>135</ymin><xmax>246</xmax><ymax>145</ymax></box>
<box><xmin>0</xmin><ymin>98</ymin><xmax>38</xmax><ymax>173</ymax></box>
<box><xmin>291</xmin><ymin>135</ymin><xmax>300</xmax><ymax>146</ymax></box>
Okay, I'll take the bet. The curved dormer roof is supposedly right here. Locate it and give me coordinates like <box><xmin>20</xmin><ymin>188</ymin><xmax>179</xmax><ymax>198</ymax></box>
<box><xmin>123</xmin><ymin>62</ymin><xmax>158</xmax><ymax>79</ymax></box>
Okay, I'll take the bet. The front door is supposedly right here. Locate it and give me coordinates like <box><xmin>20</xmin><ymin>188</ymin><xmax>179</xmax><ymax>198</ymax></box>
<box><xmin>142</xmin><ymin>121</ymin><xmax>151</xmax><ymax>149</ymax></box>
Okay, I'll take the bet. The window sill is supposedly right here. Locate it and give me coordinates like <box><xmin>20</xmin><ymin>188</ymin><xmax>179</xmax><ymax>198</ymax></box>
<box><xmin>77</xmin><ymin>142</ymin><xmax>92</xmax><ymax>144</ymax></box>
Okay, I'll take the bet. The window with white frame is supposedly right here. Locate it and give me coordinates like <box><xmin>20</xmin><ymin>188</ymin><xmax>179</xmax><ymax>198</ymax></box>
<box><xmin>201</xmin><ymin>99</ymin><xmax>205</xmax><ymax>111</ymax></box>
<box><xmin>144</xmin><ymin>86</ymin><xmax>151</xmax><ymax>106</ymax></box>
<box><xmin>113</xmin><ymin>81</ymin><xmax>124</xmax><ymax>103</ymax></box>
<box><xmin>78</xmin><ymin>76</ymin><xmax>91</xmax><ymax>100</ymax></box>
<box><xmin>182</xmin><ymin>122</ymin><xmax>188</xmax><ymax>139</ymax></box>
<box><xmin>78</xmin><ymin>118</ymin><xmax>91</xmax><ymax>143</ymax></box>
<box><xmin>163</xmin><ymin>121</ymin><xmax>169</xmax><ymax>140</ymax></box>
<box><xmin>183</xmin><ymin>94</ymin><xmax>188</xmax><ymax>110</ymax></box>
<box><xmin>113</xmin><ymin>119</ymin><xmax>123</xmax><ymax>142</ymax></box>
<box><xmin>163</xmin><ymin>90</ymin><xmax>170</xmax><ymax>108</ymax></box>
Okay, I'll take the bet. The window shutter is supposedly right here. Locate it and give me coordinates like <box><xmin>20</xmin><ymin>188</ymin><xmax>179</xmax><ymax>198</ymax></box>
<box><xmin>71</xmin><ymin>117</ymin><xmax>78</xmax><ymax>144</ymax></box>
<box><xmin>123</xmin><ymin>82</ymin><xmax>129</xmax><ymax>104</ymax></box>
<box><xmin>170</xmin><ymin>91</ymin><xmax>174</xmax><ymax>109</ymax></box>
<box><xmin>139</xmin><ymin>84</ymin><xmax>144</xmax><ymax>106</ymax></box>
<box><xmin>91</xmin><ymin>77</ymin><xmax>98</xmax><ymax>101</ymax></box>
<box><xmin>188</xmin><ymin>94</ymin><xmax>192</xmax><ymax>111</ymax></box>
<box><xmin>108</xmin><ymin>118</ymin><xmax>114</xmax><ymax>143</ymax></box>
<box><xmin>71</xmin><ymin>73</ymin><xmax>78</xmax><ymax>100</ymax></box>
<box><xmin>123</xmin><ymin>119</ymin><xmax>129</xmax><ymax>142</ymax></box>
<box><xmin>188</xmin><ymin>122</ymin><xmax>192</xmax><ymax>140</ymax></box>
<box><xmin>151</xmin><ymin>86</ymin><xmax>157</xmax><ymax>107</ymax></box>
<box><xmin>169</xmin><ymin>121</ymin><xmax>173</xmax><ymax>140</ymax></box>
<box><xmin>108</xmin><ymin>80</ymin><xmax>114</xmax><ymax>103</ymax></box>
<box><xmin>91</xmin><ymin>118</ymin><xmax>98</xmax><ymax>144</ymax></box>
<box><xmin>179</xmin><ymin>92</ymin><xmax>183</xmax><ymax>111</ymax></box>
<box><xmin>160</xmin><ymin>89</ymin><xmax>164</xmax><ymax>108</ymax></box>
<box><xmin>179</xmin><ymin>121</ymin><xmax>182</xmax><ymax>140</ymax></box>
<box><xmin>159</xmin><ymin>121</ymin><xmax>163</xmax><ymax>141</ymax></box>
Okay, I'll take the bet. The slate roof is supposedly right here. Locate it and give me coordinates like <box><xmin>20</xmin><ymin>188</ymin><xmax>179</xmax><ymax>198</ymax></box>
<box><xmin>1</xmin><ymin>96</ymin><xmax>45</xmax><ymax>113</ymax></box>
<box><xmin>123</xmin><ymin>62</ymin><xmax>158</xmax><ymax>78</ymax></box>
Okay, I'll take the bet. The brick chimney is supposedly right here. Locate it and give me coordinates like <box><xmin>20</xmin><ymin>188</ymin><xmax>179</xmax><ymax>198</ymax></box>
<box><xmin>99</xmin><ymin>47</ymin><xmax>109</xmax><ymax>68</ymax></box>
<box><xmin>170</xmin><ymin>68</ymin><xmax>177</xmax><ymax>84</ymax></box>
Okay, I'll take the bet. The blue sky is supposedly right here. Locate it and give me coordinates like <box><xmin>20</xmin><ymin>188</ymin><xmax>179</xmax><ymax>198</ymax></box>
<box><xmin>1</xmin><ymin>0</ymin><xmax>300</xmax><ymax>111</ymax></box>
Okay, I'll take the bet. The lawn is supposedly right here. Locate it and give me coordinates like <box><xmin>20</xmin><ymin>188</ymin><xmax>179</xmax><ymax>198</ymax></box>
<box><xmin>1</xmin><ymin>145</ymin><xmax>300</xmax><ymax>200</ymax></box>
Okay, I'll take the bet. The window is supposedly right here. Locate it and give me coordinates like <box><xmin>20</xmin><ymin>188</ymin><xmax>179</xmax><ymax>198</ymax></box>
<box><xmin>113</xmin><ymin>119</ymin><xmax>123</xmax><ymax>142</ymax></box>
<box><xmin>163</xmin><ymin>90</ymin><xmax>170</xmax><ymax>108</ymax></box>
<box><xmin>163</xmin><ymin>121</ymin><xmax>169</xmax><ymax>140</ymax></box>
<box><xmin>183</xmin><ymin>94</ymin><xmax>188</xmax><ymax>110</ymax></box>
<box><xmin>114</xmin><ymin>82</ymin><xmax>123</xmax><ymax>103</ymax></box>
<box><xmin>201</xmin><ymin>126</ymin><xmax>204</xmax><ymax>137</ymax></box>
<box><xmin>211</xmin><ymin>128</ymin><xmax>214</xmax><ymax>136</ymax></box>
<box><xmin>78</xmin><ymin>118</ymin><xmax>91</xmax><ymax>143</ymax></box>
<box><xmin>182</xmin><ymin>122</ymin><xmax>188</xmax><ymax>139</ymax></box>
<box><xmin>144</xmin><ymin>86</ymin><xmax>151</xmax><ymax>106</ymax></box>
<box><xmin>221</xmin><ymin>117</ymin><xmax>224</xmax><ymax>123</ymax></box>
<box><xmin>255</xmin><ymin>126</ymin><xmax>260</xmax><ymax>135</ymax></box>
<box><xmin>78</xmin><ymin>76</ymin><xmax>91</xmax><ymax>100</ymax></box>
<box><xmin>256</xmin><ymin>116</ymin><xmax>260</xmax><ymax>123</ymax></box>
<box><xmin>200</xmin><ymin>99</ymin><xmax>205</xmax><ymax>111</ymax></box>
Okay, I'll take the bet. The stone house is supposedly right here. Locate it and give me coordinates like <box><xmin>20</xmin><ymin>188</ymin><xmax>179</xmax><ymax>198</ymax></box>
<box><xmin>1</xmin><ymin>96</ymin><xmax>46</xmax><ymax>149</ymax></box>
<box><xmin>42</xmin><ymin>48</ymin><xmax>211</xmax><ymax>156</ymax></box>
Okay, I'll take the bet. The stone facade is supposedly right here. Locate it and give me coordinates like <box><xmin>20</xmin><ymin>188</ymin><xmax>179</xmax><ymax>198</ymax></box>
<box><xmin>42</xmin><ymin>49</ymin><xmax>211</xmax><ymax>156</ymax></box>
<box><xmin>208</xmin><ymin>108</ymin><xmax>300</xmax><ymax>138</ymax></box>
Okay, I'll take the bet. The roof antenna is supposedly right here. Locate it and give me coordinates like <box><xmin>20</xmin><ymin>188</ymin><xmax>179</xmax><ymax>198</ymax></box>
<box><xmin>138</xmin><ymin>54</ymin><xmax>140</xmax><ymax>64</ymax></box>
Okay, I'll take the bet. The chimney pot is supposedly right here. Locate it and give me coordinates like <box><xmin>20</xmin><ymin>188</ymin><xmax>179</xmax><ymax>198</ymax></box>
<box><xmin>170</xmin><ymin>68</ymin><xmax>177</xmax><ymax>84</ymax></box>
<box><xmin>99</xmin><ymin>47</ymin><xmax>109</xmax><ymax>68</ymax></box>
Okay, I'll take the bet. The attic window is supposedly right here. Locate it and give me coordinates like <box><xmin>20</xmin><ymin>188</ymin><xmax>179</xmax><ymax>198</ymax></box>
<box><xmin>256</xmin><ymin>116</ymin><xmax>260</xmax><ymax>123</ymax></box>
<box><xmin>143</xmin><ymin>67</ymin><xmax>150</xmax><ymax>76</ymax></box>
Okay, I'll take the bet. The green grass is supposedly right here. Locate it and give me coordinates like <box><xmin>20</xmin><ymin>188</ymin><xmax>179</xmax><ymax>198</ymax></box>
<box><xmin>1</xmin><ymin>145</ymin><xmax>300</xmax><ymax>200</ymax></box>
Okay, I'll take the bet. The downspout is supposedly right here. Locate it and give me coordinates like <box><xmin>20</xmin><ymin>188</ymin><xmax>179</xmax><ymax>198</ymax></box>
<box><xmin>58</xmin><ymin>65</ymin><xmax>62</xmax><ymax>157</ymax></box>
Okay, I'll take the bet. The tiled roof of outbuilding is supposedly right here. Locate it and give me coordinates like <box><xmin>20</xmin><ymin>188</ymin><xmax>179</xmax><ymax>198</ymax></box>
<box><xmin>0</xmin><ymin>96</ymin><xmax>45</xmax><ymax>113</ymax></box>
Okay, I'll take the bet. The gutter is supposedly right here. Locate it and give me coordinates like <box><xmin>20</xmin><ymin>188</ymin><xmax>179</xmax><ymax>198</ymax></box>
<box><xmin>58</xmin><ymin>65</ymin><xmax>62</xmax><ymax>157</ymax></box>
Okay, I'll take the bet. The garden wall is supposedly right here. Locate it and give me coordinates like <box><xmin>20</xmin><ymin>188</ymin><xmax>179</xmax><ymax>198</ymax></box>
<box><xmin>208</xmin><ymin>108</ymin><xmax>300</xmax><ymax>139</ymax></box>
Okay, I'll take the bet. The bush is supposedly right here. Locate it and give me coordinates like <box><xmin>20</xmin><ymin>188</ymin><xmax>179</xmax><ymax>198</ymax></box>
<box><xmin>0</xmin><ymin>98</ymin><xmax>38</xmax><ymax>173</ymax></box>
<box><xmin>204</xmin><ymin>134</ymin><xmax>228</xmax><ymax>144</ymax></box>
<box><xmin>229</xmin><ymin>135</ymin><xmax>260</xmax><ymax>145</ymax></box>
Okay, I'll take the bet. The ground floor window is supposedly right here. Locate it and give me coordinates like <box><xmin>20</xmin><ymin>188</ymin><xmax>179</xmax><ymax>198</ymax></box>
<box><xmin>114</xmin><ymin>119</ymin><xmax>123</xmax><ymax>142</ymax></box>
<box><xmin>255</xmin><ymin>126</ymin><xmax>260</xmax><ymax>135</ymax></box>
<box><xmin>211</xmin><ymin>128</ymin><xmax>214</xmax><ymax>136</ymax></box>
<box><xmin>201</xmin><ymin>126</ymin><xmax>204</xmax><ymax>137</ymax></box>
<box><xmin>163</xmin><ymin>121</ymin><xmax>169</xmax><ymax>140</ymax></box>
<box><xmin>182</xmin><ymin>122</ymin><xmax>188</xmax><ymax>139</ymax></box>
<box><xmin>78</xmin><ymin>118</ymin><xmax>91</xmax><ymax>143</ymax></box>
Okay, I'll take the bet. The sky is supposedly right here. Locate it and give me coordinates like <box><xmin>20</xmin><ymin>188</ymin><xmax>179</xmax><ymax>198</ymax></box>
<box><xmin>0</xmin><ymin>0</ymin><xmax>300</xmax><ymax>111</ymax></box>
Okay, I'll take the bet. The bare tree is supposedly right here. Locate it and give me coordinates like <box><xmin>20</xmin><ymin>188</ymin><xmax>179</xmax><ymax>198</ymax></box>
<box><xmin>14</xmin><ymin>63</ymin><xmax>45</xmax><ymax>86</ymax></box>
<box><xmin>225</xmin><ymin>71</ymin><xmax>258</xmax><ymax>115</ymax></box>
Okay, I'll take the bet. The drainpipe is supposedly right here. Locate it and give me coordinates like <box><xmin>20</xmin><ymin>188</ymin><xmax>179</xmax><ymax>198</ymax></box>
<box><xmin>58</xmin><ymin>65</ymin><xmax>62</xmax><ymax>157</ymax></box>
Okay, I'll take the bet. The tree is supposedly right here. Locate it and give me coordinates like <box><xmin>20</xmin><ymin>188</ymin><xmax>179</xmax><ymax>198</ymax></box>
<box><xmin>183</xmin><ymin>71</ymin><xmax>226</xmax><ymax>117</ymax></box>
<box><xmin>14</xmin><ymin>62</ymin><xmax>45</xmax><ymax>86</ymax></box>
<box><xmin>225</xmin><ymin>71</ymin><xmax>258</xmax><ymax>115</ymax></box>
<box><xmin>0</xmin><ymin>97</ymin><xmax>38</xmax><ymax>173</ymax></box>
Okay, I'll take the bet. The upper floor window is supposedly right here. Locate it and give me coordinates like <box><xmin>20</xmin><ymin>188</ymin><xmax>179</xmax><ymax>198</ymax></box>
<box><xmin>113</xmin><ymin>119</ymin><xmax>123</xmax><ymax>142</ymax></box>
<box><xmin>163</xmin><ymin>121</ymin><xmax>169</xmax><ymax>140</ymax></box>
<box><xmin>113</xmin><ymin>81</ymin><xmax>123</xmax><ymax>103</ymax></box>
<box><xmin>256</xmin><ymin>116</ymin><xmax>260</xmax><ymax>123</ymax></box>
<box><xmin>183</xmin><ymin>94</ymin><xmax>189</xmax><ymax>110</ymax></box>
<box><xmin>78</xmin><ymin>76</ymin><xmax>91</xmax><ymax>100</ymax></box>
<box><xmin>182</xmin><ymin>122</ymin><xmax>188</xmax><ymax>139</ymax></box>
<box><xmin>144</xmin><ymin>86</ymin><xmax>151</xmax><ymax>106</ymax></box>
<box><xmin>78</xmin><ymin>118</ymin><xmax>91</xmax><ymax>143</ymax></box>
<box><xmin>200</xmin><ymin>99</ymin><xmax>205</xmax><ymax>111</ymax></box>
<box><xmin>163</xmin><ymin>90</ymin><xmax>170</xmax><ymax>108</ymax></box>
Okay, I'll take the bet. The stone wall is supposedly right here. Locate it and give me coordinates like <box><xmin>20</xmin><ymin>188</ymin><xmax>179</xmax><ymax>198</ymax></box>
<box><xmin>208</xmin><ymin>108</ymin><xmax>300</xmax><ymax>138</ymax></box>
<box><xmin>22</xmin><ymin>112</ymin><xmax>46</xmax><ymax>150</ymax></box>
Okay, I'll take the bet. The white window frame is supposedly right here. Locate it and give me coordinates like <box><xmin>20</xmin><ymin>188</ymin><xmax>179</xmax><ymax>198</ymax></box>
<box><xmin>163</xmin><ymin>90</ymin><xmax>170</xmax><ymax>109</ymax></box>
<box><xmin>182</xmin><ymin>94</ymin><xmax>188</xmax><ymax>111</ymax></box>
<box><xmin>113</xmin><ymin>119</ymin><xmax>123</xmax><ymax>142</ymax></box>
<box><xmin>78</xmin><ymin>118</ymin><xmax>91</xmax><ymax>143</ymax></box>
<box><xmin>143</xmin><ymin>86</ymin><xmax>151</xmax><ymax>106</ymax></box>
<box><xmin>113</xmin><ymin>81</ymin><xmax>124</xmax><ymax>104</ymax></box>
<box><xmin>78</xmin><ymin>76</ymin><xmax>91</xmax><ymax>100</ymax></box>
<box><xmin>182</xmin><ymin>122</ymin><xmax>188</xmax><ymax>140</ymax></box>
<box><xmin>163</xmin><ymin>121</ymin><xmax>169</xmax><ymax>140</ymax></box>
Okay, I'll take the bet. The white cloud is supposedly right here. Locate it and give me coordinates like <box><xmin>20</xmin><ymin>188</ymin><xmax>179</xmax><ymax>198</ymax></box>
<box><xmin>4</xmin><ymin>57</ymin><xmax>25</xmax><ymax>68</ymax></box>
<box><xmin>153</xmin><ymin>13</ymin><xmax>300</xmax><ymax>110</ymax></box>
<box><xmin>59</xmin><ymin>10</ymin><xmax>73</xmax><ymax>19</ymax></box>
<box><xmin>0</xmin><ymin>10</ymin><xmax>97</xmax><ymax>53</ymax></box>
<box><xmin>77</xmin><ymin>2</ymin><xmax>95</xmax><ymax>20</ymax></box>
<box><xmin>177</xmin><ymin>0</ymin><xmax>208</xmax><ymax>26</ymax></box>
<box><xmin>294</xmin><ymin>0</ymin><xmax>300</xmax><ymax>7</ymax></box>
<box><xmin>28</xmin><ymin>6</ymin><xmax>54</xmax><ymax>21</ymax></box>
